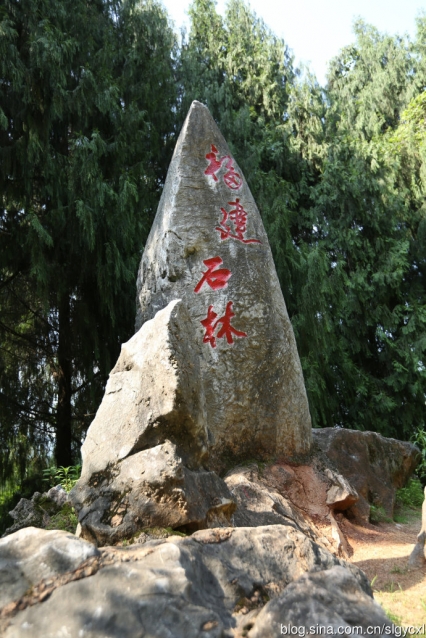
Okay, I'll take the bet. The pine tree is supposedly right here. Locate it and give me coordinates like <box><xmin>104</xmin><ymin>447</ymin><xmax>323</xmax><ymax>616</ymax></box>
<box><xmin>181</xmin><ymin>3</ymin><xmax>426</xmax><ymax>438</ymax></box>
<box><xmin>0</xmin><ymin>0</ymin><xmax>177</xmax><ymax>475</ymax></box>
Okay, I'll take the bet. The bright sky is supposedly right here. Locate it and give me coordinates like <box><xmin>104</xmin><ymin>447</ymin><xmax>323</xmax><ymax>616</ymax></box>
<box><xmin>160</xmin><ymin>0</ymin><xmax>425</xmax><ymax>85</ymax></box>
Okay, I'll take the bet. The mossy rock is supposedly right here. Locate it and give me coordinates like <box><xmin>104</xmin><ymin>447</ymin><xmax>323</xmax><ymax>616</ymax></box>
<box><xmin>45</xmin><ymin>504</ymin><xmax>78</xmax><ymax>534</ymax></box>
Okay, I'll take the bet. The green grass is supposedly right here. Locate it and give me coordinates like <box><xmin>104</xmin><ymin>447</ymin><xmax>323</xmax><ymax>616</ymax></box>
<box><xmin>45</xmin><ymin>503</ymin><xmax>78</xmax><ymax>534</ymax></box>
<box><xmin>393</xmin><ymin>513</ymin><xmax>409</xmax><ymax>524</ymax></box>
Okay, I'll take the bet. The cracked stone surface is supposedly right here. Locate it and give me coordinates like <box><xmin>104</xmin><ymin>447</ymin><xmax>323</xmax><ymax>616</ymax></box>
<box><xmin>70</xmin><ymin>300</ymin><xmax>235</xmax><ymax>546</ymax></box>
<box><xmin>0</xmin><ymin>527</ymin><xmax>99</xmax><ymax>611</ymax></box>
<box><xmin>313</xmin><ymin>428</ymin><xmax>421</xmax><ymax>524</ymax></box>
<box><xmin>1</xmin><ymin>524</ymin><xmax>392</xmax><ymax>638</ymax></box>
<box><xmin>224</xmin><ymin>457</ymin><xmax>358</xmax><ymax>557</ymax></box>
<box><xmin>2</xmin><ymin>486</ymin><xmax>70</xmax><ymax>538</ymax></box>
<box><xmin>135</xmin><ymin>100</ymin><xmax>312</xmax><ymax>471</ymax></box>
<box><xmin>247</xmin><ymin>566</ymin><xmax>393</xmax><ymax>638</ymax></box>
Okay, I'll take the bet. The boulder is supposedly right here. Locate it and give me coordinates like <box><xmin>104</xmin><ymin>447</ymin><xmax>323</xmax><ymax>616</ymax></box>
<box><xmin>313</xmin><ymin>428</ymin><xmax>420</xmax><ymax>524</ymax></box>
<box><xmin>2</xmin><ymin>486</ymin><xmax>69</xmax><ymax>537</ymax></box>
<box><xmin>71</xmin><ymin>300</ymin><xmax>235</xmax><ymax>546</ymax></box>
<box><xmin>0</xmin><ymin>527</ymin><xmax>99</xmax><ymax>613</ymax></box>
<box><xmin>247</xmin><ymin>566</ymin><xmax>392</xmax><ymax>638</ymax></box>
<box><xmin>225</xmin><ymin>458</ymin><xmax>358</xmax><ymax>557</ymax></box>
<box><xmin>135</xmin><ymin>100</ymin><xmax>311</xmax><ymax>471</ymax></box>
<box><xmin>1</xmin><ymin>524</ymin><xmax>388</xmax><ymax>638</ymax></box>
<box><xmin>224</xmin><ymin>463</ymin><xmax>318</xmax><ymax>536</ymax></box>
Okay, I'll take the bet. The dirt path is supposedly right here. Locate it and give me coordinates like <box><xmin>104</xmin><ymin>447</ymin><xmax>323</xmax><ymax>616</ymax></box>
<box><xmin>341</xmin><ymin>510</ymin><xmax>426</xmax><ymax>627</ymax></box>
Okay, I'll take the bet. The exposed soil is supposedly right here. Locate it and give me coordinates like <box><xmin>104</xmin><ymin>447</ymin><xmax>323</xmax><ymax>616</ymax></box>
<box><xmin>341</xmin><ymin>509</ymin><xmax>426</xmax><ymax>628</ymax></box>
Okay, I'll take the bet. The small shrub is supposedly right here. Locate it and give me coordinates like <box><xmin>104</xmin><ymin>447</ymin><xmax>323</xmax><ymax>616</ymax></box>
<box><xmin>412</xmin><ymin>427</ymin><xmax>426</xmax><ymax>485</ymax></box>
<box><xmin>370</xmin><ymin>505</ymin><xmax>392</xmax><ymax>524</ymax></box>
<box><xmin>43</xmin><ymin>465</ymin><xmax>81</xmax><ymax>493</ymax></box>
<box><xmin>396</xmin><ymin>478</ymin><xmax>424</xmax><ymax>509</ymax></box>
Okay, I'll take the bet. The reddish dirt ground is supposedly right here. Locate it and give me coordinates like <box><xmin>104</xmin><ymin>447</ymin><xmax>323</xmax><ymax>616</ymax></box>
<box><xmin>341</xmin><ymin>510</ymin><xmax>426</xmax><ymax>628</ymax></box>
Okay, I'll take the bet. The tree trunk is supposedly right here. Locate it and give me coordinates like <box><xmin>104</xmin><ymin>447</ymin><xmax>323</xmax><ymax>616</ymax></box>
<box><xmin>55</xmin><ymin>294</ymin><xmax>73</xmax><ymax>467</ymax></box>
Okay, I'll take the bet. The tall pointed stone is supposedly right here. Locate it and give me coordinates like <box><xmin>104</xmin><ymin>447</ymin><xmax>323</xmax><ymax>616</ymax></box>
<box><xmin>136</xmin><ymin>101</ymin><xmax>311</xmax><ymax>470</ymax></box>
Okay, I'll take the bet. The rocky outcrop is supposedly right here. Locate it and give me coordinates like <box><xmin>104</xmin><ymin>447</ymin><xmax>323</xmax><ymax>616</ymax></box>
<box><xmin>225</xmin><ymin>458</ymin><xmax>358</xmax><ymax>557</ymax></box>
<box><xmin>2</xmin><ymin>485</ymin><xmax>69</xmax><ymax>537</ymax></box>
<box><xmin>70</xmin><ymin>101</ymin><xmax>316</xmax><ymax>546</ymax></box>
<box><xmin>1</xmin><ymin>525</ymin><xmax>393</xmax><ymax>638</ymax></box>
<box><xmin>0</xmin><ymin>527</ymin><xmax>99</xmax><ymax>612</ymax></box>
<box><xmin>71</xmin><ymin>300</ymin><xmax>235</xmax><ymax>546</ymax></box>
<box><xmin>313</xmin><ymin>428</ymin><xmax>420</xmax><ymax>524</ymax></box>
<box><xmin>135</xmin><ymin>100</ymin><xmax>311</xmax><ymax>470</ymax></box>
<box><xmin>247</xmin><ymin>566</ymin><xmax>392</xmax><ymax>638</ymax></box>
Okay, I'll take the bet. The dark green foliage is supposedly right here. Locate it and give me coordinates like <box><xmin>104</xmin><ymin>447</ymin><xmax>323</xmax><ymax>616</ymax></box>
<box><xmin>1</xmin><ymin>0</ymin><xmax>426</xmax><ymax>495</ymax></box>
<box><xmin>396</xmin><ymin>478</ymin><xmax>424</xmax><ymax>509</ymax></box>
<box><xmin>411</xmin><ymin>427</ymin><xmax>426</xmax><ymax>484</ymax></box>
<box><xmin>0</xmin><ymin>0</ymin><xmax>177</xmax><ymax>481</ymax></box>
<box><xmin>179</xmin><ymin>2</ymin><xmax>426</xmax><ymax>439</ymax></box>
<box><xmin>42</xmin><ymin>464</ymin><xmax>81</xmax><ymax>492</ymax></box>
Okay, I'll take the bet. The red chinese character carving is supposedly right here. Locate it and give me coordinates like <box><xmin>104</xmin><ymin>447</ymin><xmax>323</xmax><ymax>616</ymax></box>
<box><xmin>201</xmin><ymin>301</ymin><xmax>247</xmax><ymax>348</ymax></box>
<box><xmin>216</xmin><ymin>198</ymin><xmax>261</xmax><ymax>244</ymax></box>
<box><xmin>216</xmin><ymin>301</ymin><xmax>248</xmax><ymax>344</ymax></box>
<box><xmin>204</xmin><ymin>145</ymin><xmax>223</xmax><ymax>182</ymax></box>
<box><xmin>201</xmin><ymin>305</ymin><xmax>218</xmax><ymax>348</ymax></box>
<box><xmin>223</xmin><ymin>159</ymin><xmax>242</xmax><ymax>190</ymax></box>
<box><xmin>204</xmin><ymin>144</ymin><xmax>243</xmax><ymax>190</ymax></box>
<box><xmin>194</xmin><ymin>256</ymin><xmax>232</xmax><ymax>293</ymax></box>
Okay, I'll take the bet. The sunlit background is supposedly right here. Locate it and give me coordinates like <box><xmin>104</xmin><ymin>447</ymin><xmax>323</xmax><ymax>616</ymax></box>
<box><xmin>161</xmin><ymin>0</ymin><xmax>424</xmax><ymax>85</ymax></box>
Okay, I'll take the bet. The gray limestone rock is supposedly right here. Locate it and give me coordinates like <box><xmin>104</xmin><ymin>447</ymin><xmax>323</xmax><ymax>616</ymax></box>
<box><xmin>78</xmin><ymin>299</ymin><xmax>207</xmax><ymax>477</ymax></box>
<box><xmin>247</xmin><ymin>566</ymin><xmax>393</xmax><ymax>638</ymax></box>
<box><xmin>313</xmin><ymin>428</ymin><xmax>420</xmax><ymax>523</ymax></box>
<box><xmin>224</xmin><ymin>463</ymin><xmax>318</xmax><ymax>537</ymax></box>
<box><xmin>225</xmin><ymin>460</ymin><xmax>358</xmax><ymax>557</ymax></box>
<box><xmin>0</xmin><ymin>527</ymin><xmax>99</xmax><ymax>612</ymax></box>
<box><xmin>2</xmin><ymin>486</ymin><xmax>70</xmax><ymax>538</ymax></box>
<box><xmin>135</xmin><ymin>100</ymin><xmax>312</xmax><ymax>471</ymax></box>
<box><xmin>70</xmin><ymin>300</ymin><xmax>235</xmax><ymax>545</ymax></box>
<box><xmin>3</xmin><ymin>525</ymin><xmax>374</xmax><ymax>638</ymax></box>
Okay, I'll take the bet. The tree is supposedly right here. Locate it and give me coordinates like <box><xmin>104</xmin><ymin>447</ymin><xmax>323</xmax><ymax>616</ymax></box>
<box><xmin>181</xmin><ymin>3</ymin><xmax>426</xmax><ymax>438</ymax></box>
<box><xmin>288</xmin><ymin>20</ymin><xmax>426</xmax><ymax>436</ymax></box>
<box><xmin>0</xmin><ymin>0</ymin><xmax>177</xmax><ymax>476</ymax></box>
<box><xmin>327</xmin><ymin>20</ymin><xmax>416</xmax><ymax>140</ymax></box>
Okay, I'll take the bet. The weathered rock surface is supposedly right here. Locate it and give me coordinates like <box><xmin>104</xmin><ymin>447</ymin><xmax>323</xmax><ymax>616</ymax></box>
<box><xmin>2</xmin><ymin>486</ymin><xmax>69</xmax><ymax>537</ymax></box>
<box><xmin>313</xmin><ymin>428</ymin><xmax>421</xmax><ymax>524</ymax></box>
<box><xmin>225</xmin><ymin>459</ymin><xmax>358</xmax><ymax>557</ymax></box>
<box><xmin>247</xmin><ymin>566</ymin><xmax>392</xmax><ymax>638</ymax></box>
<box><xmin>1</xmin><ymin>524</ymin><xmax>391</xmax><ymax>638</ymax></box>
<box><xmin>135</xmin><ymin>100</ymin><xmax>311</xmax><ymax>471</ymax></box>
<box><xmin>0</xmin><ymin>527</ymin><xmax>99</xmax><ymax>612</ymax></box>
<box><xmin>71</xmin><ymin>300</ymin><xmax>235</xmax><ymax>546</ymax></box>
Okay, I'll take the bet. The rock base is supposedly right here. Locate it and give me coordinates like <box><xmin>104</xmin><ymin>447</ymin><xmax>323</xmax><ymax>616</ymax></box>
<box><xmin>1</xmin><ymin>525</ymin><xmax>393</xmax><ymax>638</ymax></box>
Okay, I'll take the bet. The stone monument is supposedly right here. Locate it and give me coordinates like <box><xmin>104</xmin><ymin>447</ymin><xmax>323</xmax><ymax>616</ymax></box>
<box><xmin>136</xmin><ymin>100</ymin><xmax>312</xmax><ymax>470</ymax></box>
<box><xmin>70</xmin><ymin>101</ymin><xmax>312</xmax><ymax>545</ymax></box>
